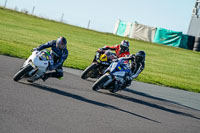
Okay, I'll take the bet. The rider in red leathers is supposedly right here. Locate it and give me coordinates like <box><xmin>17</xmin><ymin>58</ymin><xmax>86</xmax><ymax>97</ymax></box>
<box><xmin>99</xmin><ymin>40</ymin><xmax>130</xmax><ymax>58</ymax></box>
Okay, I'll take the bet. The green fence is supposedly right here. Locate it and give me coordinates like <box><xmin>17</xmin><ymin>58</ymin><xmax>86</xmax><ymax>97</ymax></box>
<box><xmin>116</xmin><ymin>21</ymin><xmax>127</xmax><ymax>36</ymax></box>
<box><xmin>115</xmin><ymin>21</ymin><xmax>191</xmax><ymax>50</ymax></box>
<box><xmin>153</xmin><ymin>28</ymin><xmax>188</xmax><ymax>49</ymax></box>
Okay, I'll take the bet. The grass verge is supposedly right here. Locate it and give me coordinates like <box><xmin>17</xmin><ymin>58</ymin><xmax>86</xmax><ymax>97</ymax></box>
<box><xmin>0</xmin><ymin>7</ymin><xmax>200</xmax><ymax>92</ymax></box>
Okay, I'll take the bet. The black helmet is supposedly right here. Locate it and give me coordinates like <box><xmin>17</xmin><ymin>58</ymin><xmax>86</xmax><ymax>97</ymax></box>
<box><xmin>135</xmin><ymin>51</ymin><xmax>145</xmax><ymax>62</ymax></box>
<box><xmin>56</xmin><ymin>36</ymin><xmax>67</xmax><ymax>50</ymax></box>
<box><xmin>120</xmin><ymin>40</ymin><xmax>129</xmax><ymax>53</ymax></box>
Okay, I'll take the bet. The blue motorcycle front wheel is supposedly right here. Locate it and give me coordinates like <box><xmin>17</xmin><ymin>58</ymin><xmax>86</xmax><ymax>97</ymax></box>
<box><xmin>92</xmin><ymin>74</ymin><xmax>109</xmax><ymax>91</ymax></box>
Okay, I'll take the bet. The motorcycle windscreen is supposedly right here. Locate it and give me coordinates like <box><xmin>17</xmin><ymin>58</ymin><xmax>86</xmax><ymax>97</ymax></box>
<box><xmin>112</xmin><ymin>71</ymin><xmax>126</xmax><ymax>77</ymax></box>
<box><xmin>110</xmin><ymin>62</ymin><xmax>118</xmax><ymax>72</ymax></box>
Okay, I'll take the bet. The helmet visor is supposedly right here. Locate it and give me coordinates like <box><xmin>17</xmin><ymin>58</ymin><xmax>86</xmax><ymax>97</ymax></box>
<box><xmin>58</xmin><ymin>43</ymin><xmax>66</xmax><ymax>49</ymax></box>
<box><xmin>135</xmin><ymin>56</ymin><xmax>143</xmax><ymax>62</ymax></box>
<box><xmin>120</xmin><ymin>45</ymin><xmax>129</xmax><ymax>53</ymax></box>
<box><xmin>56</xmin><ymin>42</ymin><xmax>66</xmax><ymax>49</ymax></box>
<box><xmin>56</xmin><ymin>37</ymin><xmax>67</xmax><ymax>50</ymax></box>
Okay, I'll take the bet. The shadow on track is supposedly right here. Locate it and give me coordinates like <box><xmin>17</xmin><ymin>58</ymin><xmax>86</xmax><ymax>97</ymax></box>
<box><xmin>19</xmin><ymin>81</ymin><xmax>160</xmax><ymax>123</ymax></box>
<box><xmin>97</xmin><ymin>89</ymin><xmax>200</xmax><ymax>121</ymax></box>
<box><xmin>124</xmin><ymin>88</ymin><xmax>200</xmax><ymax>112</ymax></box>
<box><xmin>83</xmin><ymin>79</ymin><xmax>200</xmax><ymax>111</ymax></box>
<box><xmin>82</xmin><ymin>78</ymin><xmax>97</xmax><ymax>83</ymax></box>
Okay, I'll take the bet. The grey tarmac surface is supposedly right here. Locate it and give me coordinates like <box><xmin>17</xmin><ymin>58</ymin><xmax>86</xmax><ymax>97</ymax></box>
<box><xmin>0</xmin><ymin>55</ymin><xmax>200</xmax><ymax>133</ymax></box>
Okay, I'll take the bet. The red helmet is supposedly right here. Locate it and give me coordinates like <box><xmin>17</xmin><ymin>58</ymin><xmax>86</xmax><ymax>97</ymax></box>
<box><xmin>56</xmin><ymin>36</ymin><xmax>67</xmax><ymax>50</ymax></box>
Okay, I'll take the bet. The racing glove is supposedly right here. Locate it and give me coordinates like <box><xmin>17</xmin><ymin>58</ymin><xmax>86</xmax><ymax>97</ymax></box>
<box><xmin>97</xmin><ymin>48</ymin><xmax>104</xmax><ymax>52</ymax></box>
<box><xmin>32</xmin><ymin>48</ymin><xmax>38</xmax><ymax>52</ymax></box>
<box><xmin>131</xmin><ymin>74</ymin><xmax>138</xmax><ymax>79</ymax></box>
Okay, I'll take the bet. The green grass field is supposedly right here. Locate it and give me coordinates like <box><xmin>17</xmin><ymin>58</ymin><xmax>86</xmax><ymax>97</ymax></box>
<box><xmin>0</xmin><ymin>7</ymin><xmax>200</xmax><ymax>92</ymax></box>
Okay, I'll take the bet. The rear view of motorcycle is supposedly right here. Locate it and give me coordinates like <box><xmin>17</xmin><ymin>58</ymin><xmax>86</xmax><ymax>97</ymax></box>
<box><xmin>92</xmin><ymin>58</ymin><xmax>131</xmax><ymax>93</ymax></box>
<box><xmin>13</xmin><ymin>49</ymin><xmax>53</xmax><ymax>82</ymax></box>
<box><xmin>81</xmin><ymin>50</ymin><xmax>116</xmax><ymax>79</ymax></box>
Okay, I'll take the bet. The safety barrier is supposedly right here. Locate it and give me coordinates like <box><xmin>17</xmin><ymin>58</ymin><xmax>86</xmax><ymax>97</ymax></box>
<box><xmin>113</xmin><ymin>20</ymin><xmax>200</xmax><ymax>52</ymax></box>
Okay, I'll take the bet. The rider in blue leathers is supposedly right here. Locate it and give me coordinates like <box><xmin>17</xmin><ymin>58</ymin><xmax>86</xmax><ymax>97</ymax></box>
<box><xmin>128</xmin><ymin>51</ymin><xmax>145</xmax><ymax>81</ymax></box>
<box><xmin>28</xmin><ymin>36</ymin><xmax>68</xmax><ymax>82</ymax></box>
<box><xmin>112</xmin><ymin>51</ymin><xmax>145</xmax><ymax>92</ymax></box>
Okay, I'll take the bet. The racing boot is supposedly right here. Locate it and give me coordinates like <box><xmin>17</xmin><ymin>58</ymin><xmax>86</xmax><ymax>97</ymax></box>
<box><xmin>110</xmin><ymin>81</ymin><xmax>119</xmax><ymax>93</ymax></box>
<box><xmin>27</xmin><ymin>77</ymin><xmax>35</xmax><ymax>83</ymax></box>
<box><xmin>41</xmin><ymin>73</ymin><xmax>50</xmax><ymax>82</ymax></box>
<box><xmin>27</xmin><ymin>76</ymin><xmax>39</xmax><ymax>83</ymax></box>
<box><xmin>126</xmin><ymin>77</ymin><xmax>132</xmax><ymax>87</ymax></box>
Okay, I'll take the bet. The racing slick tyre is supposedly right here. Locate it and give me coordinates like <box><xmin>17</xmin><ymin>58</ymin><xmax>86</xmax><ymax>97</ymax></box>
<box><xmin>193</xmin><ymin>42</ymin><xmax>200</xmax><ymax>51</ymax></box>
<box><xmin>81</xmin><ymin>63</ymin><xmax>98</xmax><ymax>79</ymax></box>
<box><xmin>92</xmin><ymin>74</ymin><xmax>109</xmax><ymax>91</ymax></box>
<box><xmin>193</xmin><ymin>36</ymin><xmax>200</xmax><ymax>52</ymax></box>
<box><xmin>187</xmin><ymin>35</ymin><xmax>195</xmax><ymax>50</ymax></box>
<box><xmin>13</xmin><ymin>64</ymin><xmax>33</xmax><ymax>81</ymax></box>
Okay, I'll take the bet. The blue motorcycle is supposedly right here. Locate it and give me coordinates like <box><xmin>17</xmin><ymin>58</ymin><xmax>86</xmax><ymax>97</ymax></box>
<box><xmin>92</xmin><ymin>58</ymin><xmax>131</xmax><ymax>93</ymax></box>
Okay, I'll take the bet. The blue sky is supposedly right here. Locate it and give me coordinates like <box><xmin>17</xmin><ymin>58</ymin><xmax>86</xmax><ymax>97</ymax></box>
<box><xmin>0</xmin><ymin>0</ymin><xmax>195</xmax><ymax>33</ymax></box>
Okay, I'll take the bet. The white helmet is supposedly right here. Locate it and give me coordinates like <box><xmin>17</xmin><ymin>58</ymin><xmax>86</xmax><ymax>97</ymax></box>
<box><xmin>120</xmin><ymin>40</ymin><xmax>129</xmax><ymax>53</ymax></box>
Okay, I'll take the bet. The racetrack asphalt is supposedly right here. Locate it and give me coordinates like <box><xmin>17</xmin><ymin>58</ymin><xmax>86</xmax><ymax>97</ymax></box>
<box><xmin>0</xmin><ymin>55</ymin><xmax>200</xmax><ymax>133</ymax></box>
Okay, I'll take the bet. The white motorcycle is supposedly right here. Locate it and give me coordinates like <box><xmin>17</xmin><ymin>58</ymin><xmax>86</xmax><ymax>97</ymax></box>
<box><xmin>13</xmin><ymin>49</ymin><xmax>53</xmax><ymax>82</ymax></box>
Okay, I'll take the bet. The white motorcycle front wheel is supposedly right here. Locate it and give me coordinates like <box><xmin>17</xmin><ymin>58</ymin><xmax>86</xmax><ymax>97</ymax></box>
<box><xmin>13</xmin><ymin>64</ymin><xmax>34</xmax><ymax>81</ymax></box>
